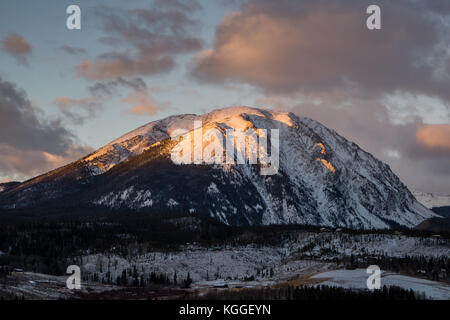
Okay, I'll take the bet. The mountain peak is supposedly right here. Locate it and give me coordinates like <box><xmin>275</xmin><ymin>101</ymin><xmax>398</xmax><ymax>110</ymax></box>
<box><xmin>108</xmin><ymin>106</ymin><xmax>292</xmax><ymax>145</ymax></box>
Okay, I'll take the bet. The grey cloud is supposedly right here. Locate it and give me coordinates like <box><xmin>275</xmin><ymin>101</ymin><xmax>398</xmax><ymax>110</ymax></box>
<box><xmin>88</xmin><ymin>77</ymin><xmax>147</xmax><ymax>96</ymax></box>
<box><xmin>53</xmin><ymin>96</ymin><xmax>104</xmax><ymax>125</ymax></box>
<box><xmin>0</xmin><ymin>143</ymin><xmax>92</xmax><ymax>181</ymax></box>
<box><xmin>77</xmin><ymin>1</ymin><xmax>203</xmax><ymax>80</ymax></box>
<box><xmin>154</xmin><ymin>0</ymin><xmax>202</xmax><ymax>13</ymax></box>
<box><xmin>60</xmin><ymin>45</ymin><xmax>87</xmax><ymax>55</ymax></box>
<box><xmin>0</xmin><ymin>77</ymin><xmax>92</xmax><ymax>179</ymax></box>
<box><xmin>0</xmin><ymin>77</ymin><xmax>73</xmax><ymax>154</ymax></box>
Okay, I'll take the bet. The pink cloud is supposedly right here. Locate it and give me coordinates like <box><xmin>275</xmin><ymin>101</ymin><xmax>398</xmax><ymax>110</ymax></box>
<box><xmin>2</xmin><ymin>33</ymin><xmax>32</xmax><ymax>65</ymax></box>
<box><xmin>192</xmin><ymin>0</ymin><xmax>450</xmax><ymax>101</ymax></box>
<box><xmin>417</xmin><ymin>124</ymin><xmax>450</xmax><ymax>150</ymax></box>
<box><xmin>122</xmin><ymin>92</ymin><xmax>169</xmax><ymax>116</ymax></box>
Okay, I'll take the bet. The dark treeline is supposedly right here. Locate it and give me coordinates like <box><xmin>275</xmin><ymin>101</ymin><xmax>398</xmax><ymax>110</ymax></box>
<box><xmin>188</xmin><ymin>285</ymin><xmax>424</xmax><ymax>300</ymax></box>
<box><xmin>86</xmin><ymin>266</ymin><xmax>192</xmax><ymax>289</ymax></box>
<box><xmin>0</xmin><ymin>213</ymin><xmax>448</xmax><ymax>278</ymax></box>
<box><xmin>0</xmin><ymin>213</ymin><xmax>230</xmax><ymax>275</ymax></box>
<box><xmin>0</xmin><ymin>265</ymin><xmax>11</xmax><ymax>278</ymax></box>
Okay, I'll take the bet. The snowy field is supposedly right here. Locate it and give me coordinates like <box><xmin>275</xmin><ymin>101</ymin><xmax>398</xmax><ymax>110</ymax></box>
<box><xmin>81</xmin><ymin>245</ymin><xmax>319</xmax><ymax>283</ymax></box>
<box><xmin>312</xmin><ymin>269</ymin><xmax>450</xmax><ymax>300</ymax></box>
<box><xmin>3</xmin><ymin>231</ymin><xmax>445</xmax><ymax>299</ymax></box>
<box><xmin>79</xmin><ymin>231</ymin><xmax>449</xmax><ymax>298</ymax></box>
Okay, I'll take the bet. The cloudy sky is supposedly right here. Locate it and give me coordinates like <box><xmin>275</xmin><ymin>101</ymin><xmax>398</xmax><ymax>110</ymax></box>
<box><xmin>0</xmin><ymin>0</ymin><xmax>449</xmax><ymax>194</ymax></box>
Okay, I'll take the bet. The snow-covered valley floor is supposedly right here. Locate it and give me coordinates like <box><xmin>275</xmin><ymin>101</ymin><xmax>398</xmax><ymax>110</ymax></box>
<box><xmin>76</xmin><ymin>231</ymin><xmax>449</xmax><ymax>299</ymax></box>
<box><xmin>312</xmin><ymin>269</ymin><xmax>450</xmax><ymax>300</ymax></box>
<box><xmin>2</xmin><ymin>231</ymin><xmax>448</xmax><ymax>299</ymax></box>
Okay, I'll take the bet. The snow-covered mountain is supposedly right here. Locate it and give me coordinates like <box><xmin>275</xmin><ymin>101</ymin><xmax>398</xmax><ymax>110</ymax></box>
<box><xmin>0</xmin><ymin>106</ymin><xmax>436</xmax><ymax>229</ymax></box>
<box><xmin>412</xmin><ymin>191</ymin><xmax>450</xmax><ymax>209</ymax></box>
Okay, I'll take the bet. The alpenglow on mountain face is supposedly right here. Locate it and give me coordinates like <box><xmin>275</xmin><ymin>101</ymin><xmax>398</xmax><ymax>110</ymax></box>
<box><xmin>0</xmin><ymin>107</ymin><xmax>435</xmax><ymax>229</ymax></box>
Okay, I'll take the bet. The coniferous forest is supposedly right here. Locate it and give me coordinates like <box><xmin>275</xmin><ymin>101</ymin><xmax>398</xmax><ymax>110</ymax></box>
<box><xmin>0</xmin><ymin>213</ymin><xmax>448</xmax><ymax>286</ymax></box>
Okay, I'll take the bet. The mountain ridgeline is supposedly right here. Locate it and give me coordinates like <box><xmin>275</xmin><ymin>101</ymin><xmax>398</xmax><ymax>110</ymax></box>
<box><xmin>0</xmin><ymin>107</ymin><xmax>435</xmax><ymax>229</ymax></box>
